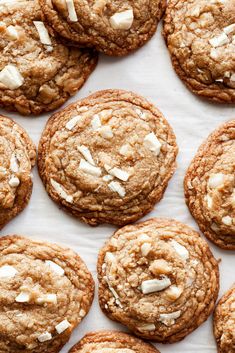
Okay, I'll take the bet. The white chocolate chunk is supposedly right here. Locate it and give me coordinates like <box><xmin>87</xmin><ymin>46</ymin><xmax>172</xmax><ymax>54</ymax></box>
<box><xmin>77</xmin><ymin>145</ymin><xmax>95</xmax><ymax>166</ymax></box>
<box><xmin>137</xmin><ymin>323</ymin><xmax>156</xmax><ymax>331</ymax></box>
<box><xmin>109</xmin><ymin>167</ymin><xmax>130</xmax><ymax>181</ymax></box>
<box><xmin>108</xmin><ymin>181</ymin><xmax>125</xmax><ymax>197</ymax></box>
<box><xmin>6</xmin><ymin>25</ymin><xmax>18</xmax><ymax>40</ymax></box>
<box><xmin>159</xmin><ymin>311</ymin><xmax>181</xmax><ymax>326</ymax></box>
<box><xmin>51</xmin><ymin>179</ymin><xmax>73</xmax><ymax>203</ymax></box>
<box><xmin>99</xmin><ymin>125</ymin><xmax>113</xmax><ymax>139</ymax></box>
<box><xmin>105</xmin><ymin>252</ymin><xmax>116</xmax><ymax>262</ymax></box>
<box><xmin>222</xmin><ymin>215</ymin><xmax>232</xmax><ymax>225</ymax></box>
<box><xmin>102</xmin><ymin>174</ymin><xmax>113</xmax><ymax>182</ymax></box>
<box><xmin>209</xmin><ymin>32</ymin><xmax>229</xmax><ymax>47</ymax></box>
<box><xmin>65</xmin><ymin>116</ymin><xmax>80</xmax><ymax>130</ymax></box>
<box><xmin>91</xmin><ymin>115</ymin><xmax>101</xmax><ymax>130</ymax></box>
<box><xmin>0</xmin><ymin>64</ymin><xmax>24</xmax><ymax>89</ymax></box>
<box><xmin>10</xmin><ymin>154</ymin><xmax>19</xmax><ymax>172</ymax></box>
<box><xmin>141</xmin><ymin>277</ymin><xmax>171</xmax><ymax>294</ymax></box>
<box><xmin>36</xmin><ymin>294</ymin><xmax>57</xmax><ymax>305</ymax></box>
<box><xmin>165</xmin><ymin>285</ymin><xmax>183</xmax><ymax>301</ymax></box>
<box><xmin>45</xmin><ymin>260</ymin><xmax>65</xmax><ymax>276</ymax></box>
<box><xmin>141</xmin><ymin>243</ymin><xmax>151</xmax><ymax>256</ymax></box>
<box><xmin>208</xmin><ymin>173</ymin><xmax>225</xmax><ymax>188</ymax></box>
<box><xmin>170</xmin><ymin>240</ymin><xmax>189</xmax><ymax>261</ymax></box>
<box><xmin>79</xmin><ymin>159</ymin><xmax>101</xmax><ymax>177</ymax></box>
<box><xmin>0</xmin><ymin>265</ymin><xmax>17</xmax><ymax>278</ymax></box>
<box><xmin>55</xmin><ymin>319</ymin><xmax>71</xmax><ymax>334</ymax></box>
<box><xmin>9</xmin><ymin>176</ymin><xmax>20</xmax><ymax>187</ymax></box>
<box><xmin>110</xmin><ymin>9</ymin><xmax>134</xmax><ymax>30</ymax></box>
<box><xmin>144</xmin><ymin>132</ymin><xmax>162</xmax><ymax>156</ymax></box>
<box><xmin>66</xmin><ymin>0</ymin><xmax>78</xmax><ymax>22</ymax></box>
<box><xmin>33</xmin><ymin>21</ymin><xmax>52</xmax><ymax>46</ymax></box>
<box><xmin>119</xmin><ymin>144</ymin><xmax>132</xmax><ymax>156</ymax></box>
<box><xmin>38</xmin><ymin>331</ymin><xmax>52</xmax><ymax>342</ymax></box>
<box><xmin>223</xmin><ymin>23</ymin><xmax>235</xmax><ymax>34</ymax></box>
<box><xmin>149</xmin><ymin>259</ymin><xmax>172</xmax><ymax>275</ymax></box>
<box><xmin>15</xmin><ymin>291</ymin><xmax>31</xmax><ymax>303</ymax></box>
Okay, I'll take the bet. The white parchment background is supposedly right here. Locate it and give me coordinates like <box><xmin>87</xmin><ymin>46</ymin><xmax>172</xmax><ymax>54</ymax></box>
<box><xmin>1</xmin><ymin>22</ymin><xmax>235</xmax><ymax>353</ymax></box>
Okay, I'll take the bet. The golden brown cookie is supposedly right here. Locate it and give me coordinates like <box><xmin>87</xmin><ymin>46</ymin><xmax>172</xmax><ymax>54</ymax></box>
<box><xmin>69</xmin><ymin>330</ymin><xmax>161</xmax><ymax>353</ymax></box>
<box><xmin>214</xmin><ymin>286</ymin><xmax>235</xmax><ymax>353</ymax></box>
<box><xmin>0</xmin><ymin>0</ymin><xmax>97</xmax><ymax>115</ymax></box>
<box><xmin>184</xmin><ymin>120</ymin><xmax>235</xmax><ymax>250</ymax></box>
<box><xmin>163</xmin><ymin>0</ymin><xmax>235</xmax><ymax>103</ymax></box>
<box><xmin>0</xmin><ymin>115</ymin><xmax>36</xmax><ymax>229</ymax></box>
<box><xmin>39</xmin><ymin>0</ymin><xmax>166</xmax><ymax>56</ymax></box>
<box><xmin>38</xmin><ymin>89</ymin><xmax>178</xmax><ymax>226</ymax></box>
<box><xmin>0</xmin><ymin>235</ymin><xmax>94</xmax><ymax>353</ymax></box>
<box><xmin>97</xmin><ymin>218</ymin><xmax>219</xmax><ymax>343</ymax></box>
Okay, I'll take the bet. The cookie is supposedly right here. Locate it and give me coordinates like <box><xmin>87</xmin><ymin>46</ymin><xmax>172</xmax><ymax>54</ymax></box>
<box><xmin>0</xmin><ymin>0</ymin><xmax>97</xmax><ymax>115</ymax></box>
<box><xmin>163</xmin><ymin>0</ymin><xmax>235</xmax><ymax>103</ymax></box>
<box><xmin>0</xmin><ymin>235</ymin><xmax>94</xmax><ymax>353</ymax></box>
<box><xmin>184</xmin><ymin>120</ymin><xmax>235</xmax><ymax>250</ymax></box>
<box><xmin>0</xmin><ymin>115</ymin><xmax>36</xmax><ymax>229</ymax></box>
<box><xmin>38</xmin><ymin>89</ymin><xmax>178</xmax><ymax>226</ymax></box>
<box><xmin>39</xmin><ymin>0</ymin><xmax>166</xmax><ymax>56</ymax></box>
<box><xmin>214</xmin><ymin>286</ymin><xmax>235</xmax><ymax>353</ymax></box>
<box><xmin>69</xmin><ymin>330</ymin><xmax>161</xmax><ymax>353</ymax></box>
<box><xmin>97</xmin><ymin>218</ymin><xmax>219</xmax><ymax>343</ymax></box>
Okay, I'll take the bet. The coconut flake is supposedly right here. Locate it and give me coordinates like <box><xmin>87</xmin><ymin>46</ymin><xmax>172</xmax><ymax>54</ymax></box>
<box><xmin>137</xmin><ymin>323</ymin><xmax>156</xmax><ymax>331</ymax></box>
<box><xmin>65</xmin><ymin>116</ymin><xmax>80</xmax><ymax>130</ymax></box>
<box><xmin>109</xmin><ymin>167</ymin><xmax>130</xmax><ymax>181</ymax></box>
<box><xmin>108</xmin><ymin>181</ymin><xmax>125</xmax><ymax>197</ymax></box>
<box><xmin>99</xmin><ymin>125</ymin><xmax>113</xmax><ymax>139</ymax></box>
<box><xmin>91</xmin><ymin>115</ymin><xmax>102</xmax><ymax>130</ymax></box>
<box><xmin>77</xmin><ymin>145</ymin><xmax>95</xmax><ymax>165</ymax></box>
<box><xmin>159</xmin><ymin>311</ymin><xmax>181</xmax><ymax>326</ymax></box>
<box><xmin>55</xmin><ymin>319</ymin><xmax>71</xmax><ymax>334</ymax></box>
<box><xmin>170</xmin><ymin>240</ymin><xmax>189</xmax><ymax>261</ymax></box>
<box><xmin>66</xmin><ymin>0</ymin><xmax>78</xmax><ymax>22</ymax></box>
<box><xmin>102</xmin><ymin>174</ymin><xmax>113</xmax><ymax>182</ymax></box>
<box><xmin>33</xmin><ymin>21</ymin><xmax>52</xmax><ymax>46</ymax></box>
<box><xmin>0</xmin><ymin>64</ymin><xmax>24</xmax><ymax>90</ymax></box>
<box><xmin>141</xmin><ymin>277</ymin><xmax>171</xmax><ymax>294</ymax></box>
<box><xmin>51</xmin><ymin>179</ymin><xmax>73</xmax><ymax>203</ymax></box>
<box><xmin>209</xmin><ymin>32</ymin><xmax>229</xmax><ymax>47</ymax></box>
<box><xmin>141</xmin><ymin>243</ymin><xmax>152</xmax><ymax>256</ymax></box>
<box><xmin>10</xmin><ymin>153</ymin><xmax>19</xmax><ymax>172</ymax></box>
<box><xmin>6</xmin><ymin>25</ymin><xmax>18</xmax><ymax>40</ymax></box>
<box><xmin>223</xmin><ymin>23</ymin><xmax>235</xmax><ymax>35</ymax></box>
<box><xmin>79</xmin><ymin>159</ymin><xmax>101</xmax><ymax>177</ymax></box>
<box><xmin>0</xmin><ymin>265</ymin><xmax>17</xmax><ymax>278</ymax></box>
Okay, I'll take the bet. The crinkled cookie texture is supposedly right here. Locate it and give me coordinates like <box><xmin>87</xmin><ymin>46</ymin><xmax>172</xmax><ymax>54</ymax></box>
<box><xmin>0</xmin><ymin>115</ymin><xmax>36</xmax><ymax>229</ymax></box>
<box><xmin>163</xmin><ymin>0</ymin><xmax>235</xmax><ymax>103</ymax></box>
<box><xmin>0</xmin><ymin>235</ymin><xmax>94</xmax><ymax>353</ymax></box>
<box><xmin>214</xmin><ymin>286</ymin><xmax>235</xmax><ymax>353</ymax></box>
<box><xmin>185</xmin><ymin>120</ymin><xmax>235</xmax><ymax>250</ymax></box>
<box><xmin>39</xmin><ymin>0</ymin><xmax>166</xmax><ymax>56</ymax></box>
<box><xmin>0</xmin><ymin>0</ymin><xmax>97</xmax><ymax>115</ymax></box>
<box><xmin>97</xmin><ymin>218</ymin><xmax>219</xmax><ymax>343</ymax></box>
<box><xmin>38</xmin><ymin>90</ymin><xmax>178</xmax><ymax>226</ymax></box>
<box><xmin>69</xmin><ymin>330</ymin><xmax>160</xmax><ymax>353</ymax></box>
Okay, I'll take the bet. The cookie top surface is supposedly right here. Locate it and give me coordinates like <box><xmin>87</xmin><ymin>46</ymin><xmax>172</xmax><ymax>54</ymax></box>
<box><xmin>0</xmin><ymin>0</ymin><xmax>97</xmax><ymax>115</ymax></box>
<box><xmin>69</xmin><ymin>330</ymin><xmax>160</xmax><ymax>353</ymax></box>
<box><xmin>0</xmin><ymin>115</ymin><xmax>36</xmax><ymax>229</ymax></box>
<box><xmin>38</xmin><ymin>90</ymin><xmax>178</xmax><ymax>226</ymax></box>
<box><xmin>214</xmin><ymin>286</ymin><xmax>235</xmax><ymax>353</ymax></box>
<box><xmin>185</xmin><ymin>120</ymin><xmax>235</xmax><ymax>250</ymax></box>
<box><xmin>163</xmin><ymin>0</ymin><xmax>235</xmax><ymax>103</ymax></box>
<box><xmin>39</xmin><ymin>0</ymin><xmax>166</xmax><ymax>56</ymax></box>
<box><xmin>0</xmin><ymin>235</ymin><xmax>94</xmax><ymax>353</ymax></box>
<box><xmin>97</xmin><ymin>218</ymin><xmax>219</xmax><ymax>343</ymax></box>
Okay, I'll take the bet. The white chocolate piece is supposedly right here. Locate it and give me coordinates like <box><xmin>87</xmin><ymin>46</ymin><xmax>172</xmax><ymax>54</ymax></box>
<box><xmin>10</xmin><ymin>153</ymin><xmax>19</xmax><ymax>172</ymax></box>
<box><xmin>110</xmin><ymin>9</ymin><xmax>134</xmax><ymax>30</ymax></box>
<box><xmin>109</xmin><ymin>167</ymin><xmax>130</xmax><ymax>181</ymax></box>
<box><xmin>99</xmin><ymin>125</ymin><xmax>113</xmax><ymax>139</ymax></box>
<box><xmin>0</xmin><ymin>265</ymin><xmax>17</xmax><ymax>278</ymax></box>
<box><xmin>222</xmin><ymin>215</ymin><xmax>232</xmax><ymax>225</ymax></box>
<box><xmin>15</xmin><ymin>291</ymin><xmax>31</xmax><ymax>303</ymax></box>
<box><xmin>141</xmin><ymin>277</ymin><xmax>171</xmax><ymax>294</ymax></box>
<box><xmin>9</xmin><ymin>176</ymin><xmax>20</xmax><ymax>187</ymax></box>
<box><xmin>170</xmin><ymin>240</ymin><xmax>189</xmax><ymax>261</ymax></box>
<box><xmin>138</xmin><ymin>323</ymin><xmax>156</xmax><ymax>331</ymax></box>
<box><xmin>38</xmin><ymin>331</ymin><xmax>52</xmax><ymax>342</ymax></box>
<box><xmin>91</xmin><ymin>115</ymin><xmax>102</xmax><ymax>130</ymax></box>
<box><xmin>223</xmin><ymin>23</ymin><xmax>235</xmax><ymax>35</ymax></box>
<box><xmin>144</xmin><ymin>132</ymin><xmax>162</xmax><ymax>156</ymax></box>
<box><xmin>208</xmin><ymin>173</ymin><xmax>225</xmax><ymax>188</ymax></box>
<box><xmin>0</xmin><ymin>64</ymin><xmax>24</xmax><ymax>90</ymax></box>
<box><xmin>51</xmin><ymin>179</ymin><xmax>73</xmax><ymax>203</ymax></box>
<box><xmin>209</xmin><ymin>33</ymin><xmax>229</xmax><ymax>47</ymax></box>
<box><xmin>66</xmin><ymin>0</ymin><xmax>78</xmax><ymax>22</ymax></box>
<box><xmin>77</xmin><ymin>145</ymin><xmax>95</xmax><ymax>166</ymax></box>
<box><xmin>159</xmin><ymin>311</ymin><xmax>181</xmax><ymax>326</ymax></box>
<box><xmin>6</xmin><ymin>25</ymin><xmax>19</xmax><ymax>40</ymax></box>
<box><xmin>45</xmin><ymin>260</ymin><xmax>65</xmax><ymax>276</ymax></box>
<box><xmin>149</xmin><ymin>259</ymin><xmax>172</xmax><ymax>275</ymax></box>
<box><xmin>55</xmin><ymin>319</ymin><xmax>71</xmax><ymax>334</ymax></box>
<box><xmin>36</xmin><ymin>294</ymin><xmax>57</xmax><ymax>305</ymax></box>
<box><xmin>119</xmin><ymin>144</ymin><xmax>132</xmax><ymax>156</ymax></box>
<box><xmin>65</xmin><ymin>116</ymin><xmax>80</xmax><ymax>130</ymax></box>
<box><xmin>108</xmin><ymin>181</ymin><xmax>126</xmax><ymax>197</ymax></box>
<box><xmin>79</xmin><ymin>159</ymin><xmax>102</xmax><ymax>177</ymax></box>
<box><xmin>141</xmin><ymin>243</ymin><xmax>151</xmax><ymax>256</ymax></box>
<box><xmin>165</xmin><ymin>285</ymin><xmax>183</xmax><ymax>301</ymax></box>
<box><xmin>33</xmin><ymin>21</ymin><xmax>52</xmax><ymax>46</ymax></box>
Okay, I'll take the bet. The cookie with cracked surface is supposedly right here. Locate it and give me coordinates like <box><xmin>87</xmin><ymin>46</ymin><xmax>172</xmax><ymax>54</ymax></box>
<box><xmin>97</xmin><ymin>218</ymin><xmax>219</xmax><ymax>343</ymax></box>
<box><xmin>38</xmin><ymin>89</ymin><xmax>178</xmax><ymax>226</ymax></box>
<box><xmin>39</xmin><ymin>0</ymin><xmax>166</xmax><ymax>56</ymax></box>
<box><xmin>163</xmin><ymin>0</ymin><xmax>235</xmax><ymax>103</ymax></box>
<box><xmin>69</xmin><ymin>330</ymin><xmax>161</xmax><ymax>353</ymax></box>
<box><xmin>0</xmin><ymin>235</ymin><xmax>94</xmax><ymax>353</ymax></box>
<box><xmin>214</xmin><ymin>286</ymin><xmax>235</xmax><ymax>353</ymax></box>
<box><xmin>0</xmin><ymin>115</ymin><xmax>36</xmax><ymax>229</ymax></box>
<box><xmin>185</xmin><ymin>120</ymin><xmax>235</xmax><ymax>250</ymax></box>
<box><xmin>0</xmin><ymin>0</ymin><xmax>97</xmax><ymax>115</ymax></box>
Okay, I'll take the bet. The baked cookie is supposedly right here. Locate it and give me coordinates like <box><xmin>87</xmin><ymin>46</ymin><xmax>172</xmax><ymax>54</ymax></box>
<box><xmin>214</xmin><ymin>286</ymin><xmax>235</xmax><ymax>353</ymax></box>
<box><xmin>38</xmin><ymin>89</ymin><xmax>178</xmax><ymax>226</ymax></box>
<box><xmin>69</xmin><ymin>330</ymin><xmax>161</xmax><ymax>353</ymax></box>
<box><xmin>163</xmin><ymin>0</ymin><xmax>235</xmax><ymax>103</ymax></box>
<box><xmin>39</xmin><ymin>0</ymin><xmax>166</xmax><ymax>56</ymax></box>
<box><xmin>0</xmin><ymin>0</ymin><xmax>97</xmax><ymax>115</ymax></box>
<box><xmin>0</xmin><ymin>115</ymin><xmax>36</xmax><ymax>229</ymax></box>
<box><xmin>0</xmin><ymin>235</ymin><xmax>94</xmax><ymax>353</ymax></box>
<box><xmin>97</xmin><ymin>218</ymin><xmax>219</xmax><ymax>343</ymax></box>
<box><xmin>184</xmin><ymin>120</ymin><xmax>235</xmax><ymax>250</ymax></box>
